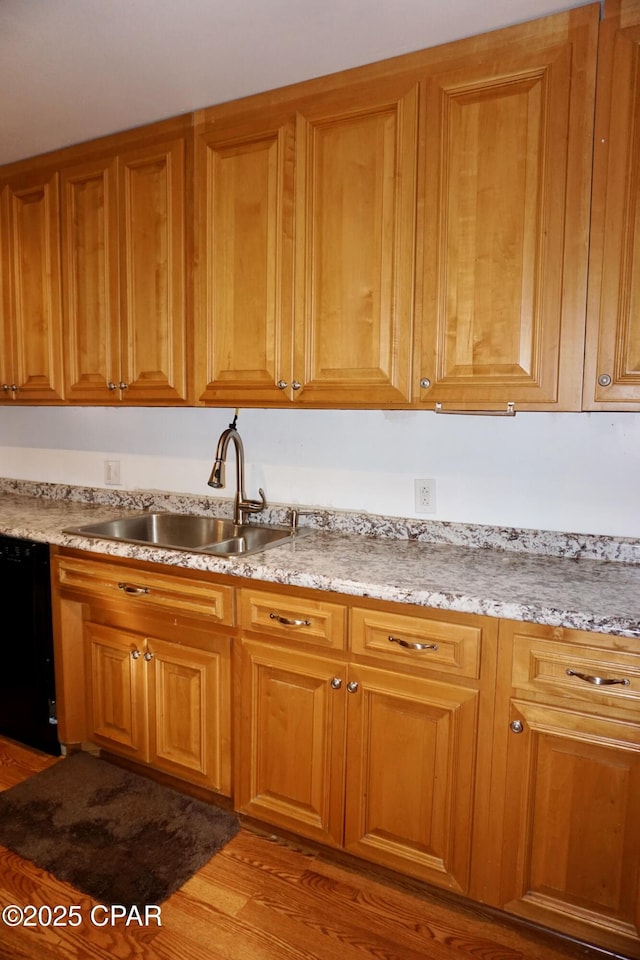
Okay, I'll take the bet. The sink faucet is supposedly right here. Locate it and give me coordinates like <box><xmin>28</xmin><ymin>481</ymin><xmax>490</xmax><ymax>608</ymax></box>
<box><xmin>208</xmin><ymin>418</ymin><xmax>266</xmax><ymax>526</ymax></box>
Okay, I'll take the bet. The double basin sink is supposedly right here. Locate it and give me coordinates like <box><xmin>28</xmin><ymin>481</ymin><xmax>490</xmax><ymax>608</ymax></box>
<box><xmin>66</xmin><ymin>512</ymin><xmax>305</xmax><ymax>557</ymax></box>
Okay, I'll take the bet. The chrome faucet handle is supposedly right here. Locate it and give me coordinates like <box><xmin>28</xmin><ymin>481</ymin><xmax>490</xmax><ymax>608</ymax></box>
<box><xmin>237</xmin><ymin>488</ymin><xmax>267</xmax><ymax>521</ymax></box>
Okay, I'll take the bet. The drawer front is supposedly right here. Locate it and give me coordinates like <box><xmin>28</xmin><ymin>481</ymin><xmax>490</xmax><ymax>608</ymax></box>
<box><xmin>351</xmin><ymin>607</ymin><xmax>482</xmax><ymax>679</ymax></box>
<box><xmin>55</xmin><ymin>556</ymin><xmax>234</xmax><ymax>624</ymax></box>
<box><xmin>239</xmin><ymin>588</ymin><xmax>346</xmax><ymax>649</ymax></box>
<box><xmin>512</xmin><ymin>635</ymin><xmax>640</xmax><ymax>706</ymax></box>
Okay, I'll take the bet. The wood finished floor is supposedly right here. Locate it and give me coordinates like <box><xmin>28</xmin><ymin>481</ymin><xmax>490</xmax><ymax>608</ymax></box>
<box><xmin>0</xmin><ymin>738</ymin><xmax>613</xmax><ymax>960</ymax></box>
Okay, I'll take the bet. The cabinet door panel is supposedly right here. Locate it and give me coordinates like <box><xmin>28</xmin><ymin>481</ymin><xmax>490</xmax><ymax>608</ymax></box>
<box><xmin>1</xmin><ymin>172</ymin><xmax>64</xmax><ymax>402</ymax></box>
<box><xmin>85</xmin><ymin>622</ymin><xmax>148</xmax><ymax>761</ymax></box>
<box><xmin>61</xmin><ymin>158</ymin><xmax>120</xmax><ymax>401</ymax></box>
<box><xmin>500</xmin><ymin>700</ymin><xmax>640</xmax><ymax>952</ymax></box>
<box><xmin>417</xmin><ymin>7</ymin><xmax>597</xmax><ymax>409</ymax></box>
<box><xmin>584</xmin><ymin>4</ymin><xmax>640</xmax><ymax>407</ymax></box>
<box><xmin>119</xmin><ymin>139</ymin><xmax>188</xmax><ymax>402</ymax></box>
<box><xmin>0</xmin><ymin>202</ymin><xmax>11</xmax><ymax>396</ymax></box>
<box><xmin>294</xmin><ymin>84</ymin><xmax>418</xmax><ymax>405</ymax></box>
<box><xmin>196</xmin><ymin>119</ymin><xmax>295</xmax><ymax>403</ymax></box>
<box><xmin>147</xmin><ymin>636</ymin><xmax>231</xmax><ymax>795</ymax></box>
<box><xmin>344</xmin><ymin>664</ymin><xmax>478</xmax><ymax>892</ymax></box>
<box><xmin>237</xmin><ymin>641</ymin><xmax>345</xmax><ymax>846</ymax></box>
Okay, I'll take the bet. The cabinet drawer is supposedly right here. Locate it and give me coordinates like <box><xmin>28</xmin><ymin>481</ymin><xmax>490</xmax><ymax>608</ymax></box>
<box><xmin>56</xmin><ymin>556</ymin><xmax>234</xmax><ymax>624</ymax></box>
<box><xmin>239</xmin><ymin>588</ymin><xmax>346</xmax><ymax>649</ymax></box>
<box><xmin>351</xmin><ymin>607</ymin><xmax>482</xmax><ymax>679</ymax></box>
<box><xmin>512</xmin><ymin>635</ymin><xmax>640</xmax><ymax>706</ymax></box>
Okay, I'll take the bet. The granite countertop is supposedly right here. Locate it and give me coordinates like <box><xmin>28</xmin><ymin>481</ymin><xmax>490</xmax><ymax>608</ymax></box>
<box><xmin>1</xmin><ymin>484</ymin><xmax>639</xmax><ymax>640</ymax></box>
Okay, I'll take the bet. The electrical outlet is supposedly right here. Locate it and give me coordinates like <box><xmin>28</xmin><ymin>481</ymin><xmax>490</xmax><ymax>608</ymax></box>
<box><xmin>104</xmin><ymin>460</ymin><xmax>121</xmax><ymax>485</ymax></box>
<box><xmin>415</xmin><ymin>478</ymin><xmax>436</xmax><ymax>514</ymax></box>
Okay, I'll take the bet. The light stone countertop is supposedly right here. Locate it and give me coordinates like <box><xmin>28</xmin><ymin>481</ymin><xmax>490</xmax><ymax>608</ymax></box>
<box><xmin>1</xmin><ymin>483</ymin><xmax>639</xmax><ymax>640</ymax></box>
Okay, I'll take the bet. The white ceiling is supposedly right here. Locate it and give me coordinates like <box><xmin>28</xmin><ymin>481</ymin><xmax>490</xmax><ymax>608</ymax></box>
<box><xmin>0</xmin><ymin>0</ymin><xmax>592</xmax><ymax>167</ymax></box>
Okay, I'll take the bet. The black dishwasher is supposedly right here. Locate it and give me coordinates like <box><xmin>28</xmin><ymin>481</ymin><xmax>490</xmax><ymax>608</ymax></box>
<box><xmin>0</xmin><ymin>534</ymin><xmax>60</xmax><ymax>756</ymax></box>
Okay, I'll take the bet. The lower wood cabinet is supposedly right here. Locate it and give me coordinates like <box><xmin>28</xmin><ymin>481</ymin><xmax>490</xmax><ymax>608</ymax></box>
<box><xmin>52</xmin><ymin>549</ymin><xmax>640</xmax><ymax>955</ymax></box>
<box><xmin>236</xmin><ymin>592</ymin><xmax>496</xmax><ymax>895</ymax></box>
<box><xmin>342</xmin><ymin>663</ymin><xmax>481</xmax><ymax>894</ymax></box>
<box><xmin>489</xmin><ymin>620</ymin><xmax>640</xmax><ymax>957</ymax></box>
<box><xmin>86</xmin><ymin>621</ymin><xmax>231</xmax><ymax>794</ymax></box>
<box><xmin>52</xmin><ymin>550</ymin><xmax>233</xmax><ymax>796</ymax></box>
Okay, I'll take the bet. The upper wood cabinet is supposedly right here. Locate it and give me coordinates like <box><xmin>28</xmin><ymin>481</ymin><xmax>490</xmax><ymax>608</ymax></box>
<box><xmin>60</xmin><ymin>122</ymin><xmax>190</xmax><ymax>404</ymax></box>
<box><xmin>194</xmin><ymin>106</ymin><xmax>296</xmax><ymax>406</ymax></box>
<box><xmin>584</xmin><ymin>0</ymin><xmax>640</xmax><ymax>409</ymax></box>
<box><xmin>415</xmin><ymin>4</ymin><xmax>599</xmax><ymax>411</ymax></box>
<box><xmin>194</xmin><ymin>6</ymin><xmax>598</xmax><ymax>410</ymax></box>
<box><xmin>194</xmin><ymin>77</ymin><xmax>418</xmax><ymax>406</ymax></box>
<box><xmin>0</xmin><ymin>165</ymin><xmax>65</xmax><ymax>403</ymax></box>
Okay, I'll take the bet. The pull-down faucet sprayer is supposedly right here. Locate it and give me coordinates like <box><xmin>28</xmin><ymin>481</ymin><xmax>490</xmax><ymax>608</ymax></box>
<box><xmin>208</xmin><ymin>414</ymin><xmax>266</xmax><ymax>526</ymax></box>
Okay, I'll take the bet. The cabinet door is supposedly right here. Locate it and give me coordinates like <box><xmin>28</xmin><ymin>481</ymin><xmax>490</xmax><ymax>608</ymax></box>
<box><xmin>498</xmin><ymin>699</ymin><xmax>640</xmax><ymax>955</ymax></box>
<box><xmin>60</xmin><ymin>157</ymin><xmax>120</xmax><ymax>402</ymax></box>
<box><xmin>195</xmin><ymin>112</ymin><xmax>295</xmax><ymax>404</ymax></box>
<box><xmin>584</xmin><ymin>0</ymin><xmax>640</xmax><ymax>408</ymax></box>
<box><xmin>118</xmin><ymin>137</ymin><xmax>189</xmax><ymax>403</ymax></box>
<box><xmin>0</xmin><ymin>203</ymin><xmax>12</xmax><ymax>400</ymax></box>
<box><xmin>343</xmin><ymin>664</ymin><xmax>480</xmax><ymax>893</ymax></box>
<box><xmin>416</xmin><ymin>6</ymin><xmax>598</xmax><ymax>410</ymax></box>
<box><xmin>292</xmin><ymin>81</ymin><xmax>418</xmax><ymax>406</ymax></box>
<box><xmin>0</xmin><ymin>169</ymin><xmax>65</xmax><ymax>402</ymax></box>
<box><xmin>146</xmin><ymin>635</ymin><xmax>231</xmax><ymax>795</ymax></box>
<box><xmin>237</xmin><ymin>640</ymin><xmax>346</xmax><ymax>846</ymax></box>
<box><xmin>85</xmin><ymin>622</ymin><xmax>148</xmax><ymax>762</ymax></box>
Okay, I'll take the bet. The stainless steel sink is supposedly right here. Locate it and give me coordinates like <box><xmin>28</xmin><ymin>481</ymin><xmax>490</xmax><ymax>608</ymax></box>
<box><xmin>65</xmin><ymin>512</ymin><xmax>306</xmax><ymax>557</ymax></box>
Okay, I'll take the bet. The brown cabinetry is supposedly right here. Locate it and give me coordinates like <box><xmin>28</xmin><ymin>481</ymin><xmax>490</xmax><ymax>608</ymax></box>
<box><xmin>0</xmin><ymin>165</ymin><xmax>65</xmax><ymax>403</ymax></box>
<box><xmin>236</xmin><ymin>587</ymin><xmax>496</xmax><ymax>894</ymax></box>
<box><xmin>194</xmin><ymin>76</ymin><xmax>417</xmax><ymax>406</ymax></box>
<box><xmin>51</xmin><ymin>546</ymin><xmax>640</xmax><ymax>953</ymax></box>
<box><xmin>489</xmin><ymin>620</ymin><xmax>640</xmax><ymax>956</ymax></box>
<box><xmin>60</xmin><ymin>121</ymin><xmax>190</xmax><ymax>404</ymax></box>
<box><xmin>415</xmin><ymin>4</ymin><xmax>598</xmax><ymax>411</ymax></box>
<box><xmin>53</xmin><ymin>551</ymin><xmax>233</xmax><ymax>795</ymax></box>
<box><xmin>0</xmin><ymin>5</ymin><xmax>607</xmax><ymax>411</ymax></box>
<box><xmin>584</xmin><ymin>0</ymin><xmax>640</xmax><ymax>409</ymax></box>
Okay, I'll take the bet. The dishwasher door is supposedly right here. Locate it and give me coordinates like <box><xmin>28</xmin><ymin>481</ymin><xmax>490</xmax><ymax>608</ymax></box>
<box><xmin>0</xmin><ymin>535</ymin><xmax>60</xmax><ymax>756</ymax></box>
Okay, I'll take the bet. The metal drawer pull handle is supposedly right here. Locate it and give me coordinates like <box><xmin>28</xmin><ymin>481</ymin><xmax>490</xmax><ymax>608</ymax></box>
<box><xmin>435</xmin><ymin>401</ymin><xmax>516</xmax><ymax>417</ymax></box>
<box><xmin>118</xmin><ymin>582</ymin><xmax>150</xmax><ymax>596</ymax></box>
<box><xmin>269</xmin><ymin>612</ymin><xmax>311</xmax><ymax>627</ymax></box>
<box><xmin>566</xmin><ymin>669</ymin><xmax>630</xmax><ymax>687</ymax></box>
<box><xmin>388</xmin><ymin>635</ymin><xmax>438</xmax><ymax>651</ymax></box>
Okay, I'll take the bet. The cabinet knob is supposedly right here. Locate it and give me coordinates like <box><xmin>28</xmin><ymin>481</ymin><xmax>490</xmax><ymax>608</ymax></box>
<box><xmin>107</xmin><ymin>381</ymin><xmax>118</xmax><ymax>390</ymax></box>
<box><xmin>2</xmin><ymin>383</ymin><xmax>17</xmax><ymax>392</ymax></box>
<box><xmin>291</xmin><ymin>381</ymin><xmax>302</xmax><ymax>391</ymax></box>
<box><xmin>143</xmin><ymin>651</ymin><xmax>154</xmax><ymax>661</ymax></box>
<box><xmin>346</xmin><ymin>681</ymin><xmax>359</xmax><ymax>694</ymax></box>
<box><xmin>419</xmin><ymin>377</ymin><xmax>431</xmax><ymax>389</ymax></box>
<box><xmin>131</xmin><ymin>649</ymin><xmax>141</xmax><ymax>660</ymax></box>
<box><xmin>597</xmin><ymin>373</ymin><xmax>612</xmax><ymax>387</ymax></box>
<box><xmin>277</xmin><ymin>380</ymin><xmax>288</xmax><ymax>389</ymax></box>
<box><xmin>119</xmin><ymin>381</ymin><xmax>128</xmax><ymax>390</ymax></box>
<box><xmin>330</xmin><ymin>677</ymin><xmax>342</xmax><ymax>690</ymax></box>
<box><xmin>509</xmin><ymin>720</ymin><xmax>524</xmax><ymax>734</ymax></box>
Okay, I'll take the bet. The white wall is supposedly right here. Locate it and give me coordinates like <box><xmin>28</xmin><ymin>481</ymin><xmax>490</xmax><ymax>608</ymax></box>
<box><xmin>1</xmin><ymin>406</ymin><xmax>639</xmax><ymax>537</ymax></box>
